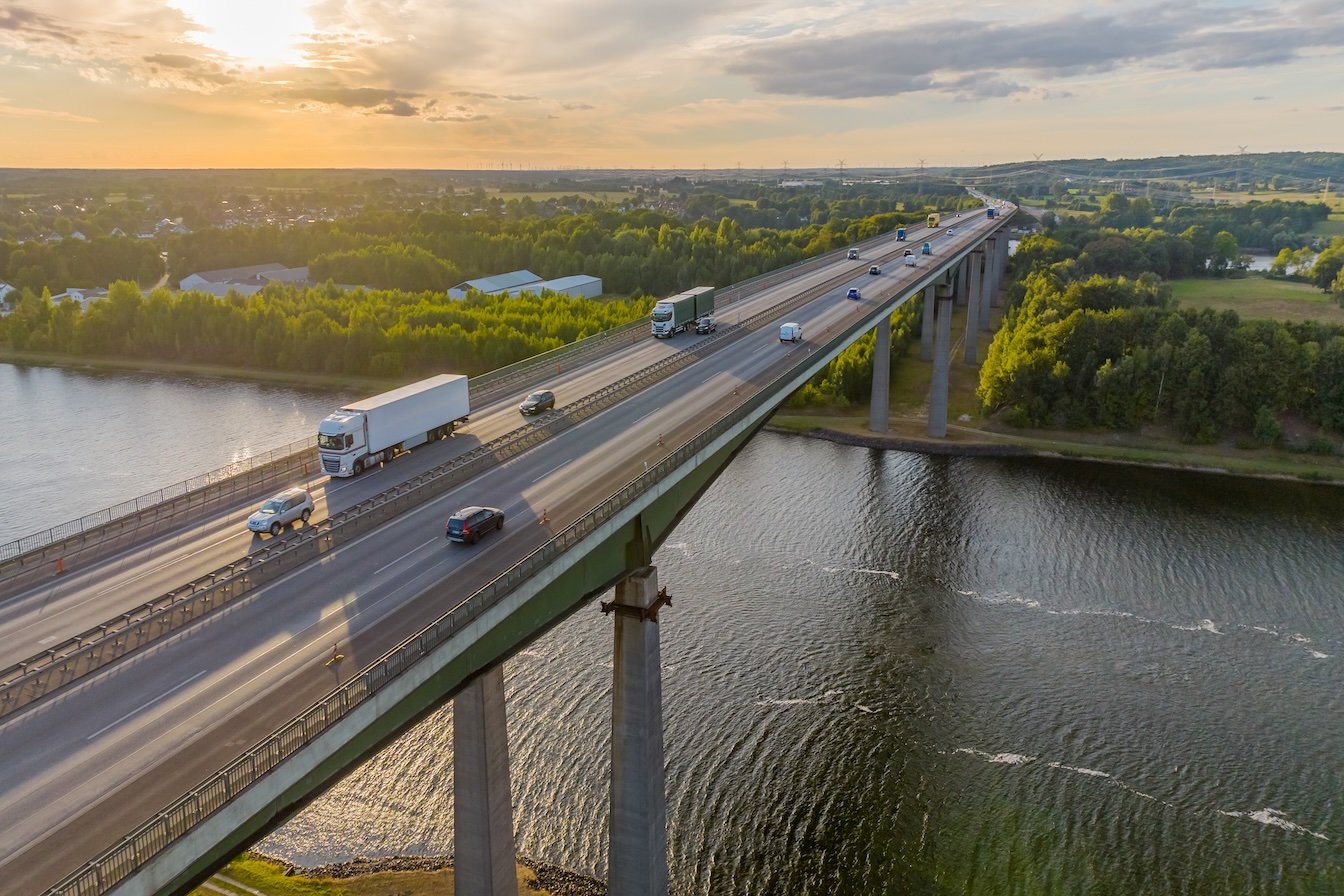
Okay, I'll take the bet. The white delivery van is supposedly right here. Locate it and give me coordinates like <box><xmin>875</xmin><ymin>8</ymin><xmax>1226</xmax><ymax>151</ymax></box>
<box><xmin>780</xmin><ymin>322</ymin><xmax>802</xmax><ymax>343</ymax></box>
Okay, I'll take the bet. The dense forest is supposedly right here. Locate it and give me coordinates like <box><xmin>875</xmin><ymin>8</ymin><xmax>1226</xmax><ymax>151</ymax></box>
<box><xmin>979</xmin><ymin>223</ymin><xmax>1344</xmax><ymax>447</ymax></box>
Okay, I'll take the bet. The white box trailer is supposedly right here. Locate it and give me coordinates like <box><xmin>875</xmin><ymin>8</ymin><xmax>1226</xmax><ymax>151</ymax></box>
<box><xmin>318</xmin><ymin>374</ymin><xmax>470</xmax><ymax>477</ymax></box>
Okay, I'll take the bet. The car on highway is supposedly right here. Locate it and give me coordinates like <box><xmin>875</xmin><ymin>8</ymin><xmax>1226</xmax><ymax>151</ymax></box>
<box><xmin>446</xmin><ymin>506</ymin><xmax>505</xmax><ymax>544</ymax></box>
<box><xmin>780</xmin><ymin>322</ymin><xmax>803</xmax><ymax>342</ymax></box>
<box><xmin>695</xmin><ymin>315</ymin><xmax>717</xmax><ymax>334</ymax></box>
<box><xmin>846</xmin><ymin>287</ymin><xmax>861</xmax><ymax>300</ymax></box>
<box><xmin>921</xmin><ymin>242</ymin><xmax>933</xmax><ymax>255</ymax></box>
<box><xmin>946</xmin><ymin>228</ymin><xmax>956</xmax><ymax>235</ymax></box>
<box><xmin>247</xmin><ymin>487</ymin><xmax>314</xmax><ymax>536</ymax></box>
<box><xmin>868</xmin><ymin>265</ymin><xmax>881</xmax><ymax>275</ymax></box>
<box><xmin>518</xmin><ymin>389</ymin><xmax>555</xmax><ymax>415</ymax></box>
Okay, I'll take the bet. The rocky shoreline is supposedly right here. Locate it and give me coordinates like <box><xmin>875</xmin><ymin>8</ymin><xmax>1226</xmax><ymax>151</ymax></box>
<box><xmin>270</xmin><ymin>853</ymin><xmax>606</xmax><ymax>895</ymax></box>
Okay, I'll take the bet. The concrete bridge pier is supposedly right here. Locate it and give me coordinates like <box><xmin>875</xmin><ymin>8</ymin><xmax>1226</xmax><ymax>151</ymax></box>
<box><xmin>955</xmin><ymin>256</ymin><xmax>970</xmax><ymax>306</ymax></box>
<box><xmin>453</xmin><ymin>664</ymin><xmax>519</xmax><ymax>896</ymax></box>
<box><xmin>963</xmin><ymin>249</ymin><xmax>984</xmax><ymax>365</ymax></box>
<box><xmin>868</xmin><ymin>314</ymin><xmax>892</xmax><ymax>433</ymax></box>
<box><xmin>606</xmin><ymin>565</ymin><xmax>669</xmax><ymax>896</ymax></box>
<box><xmin>919</xmin><ymin>285</ymin><xmax>936</xmax><ymax>361</ymax></box>
<box><xmin>928</xmin><ymin>282</ymin><xmax>955</xmax><ymax>438</ymax></box>
<box><xmin>979</xmin><ymin>238</ymin><xmax>996</xmax><ymax>331</ymax></box>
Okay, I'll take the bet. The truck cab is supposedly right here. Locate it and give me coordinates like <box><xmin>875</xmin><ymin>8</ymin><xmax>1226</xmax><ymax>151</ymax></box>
<box><xmin>896</xmin><ymin>228</ymin><xmax>906</xmax><ymax>241</ymax></box>
<box><xmin>317</xmin><ymin>412</ymin><xmax>367</xmax><ymax>477</ymax></box>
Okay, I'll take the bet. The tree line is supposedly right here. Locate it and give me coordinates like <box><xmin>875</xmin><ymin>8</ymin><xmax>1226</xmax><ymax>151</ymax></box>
<box><xmin>980</xmin><ymin>227</ymin><xmax>1344</xmax><ymax>447</ymax></box>
<box><xmin>1</xmin><ymin>281</ymin><xmax>652</xmax><ymax>378</ymax></box>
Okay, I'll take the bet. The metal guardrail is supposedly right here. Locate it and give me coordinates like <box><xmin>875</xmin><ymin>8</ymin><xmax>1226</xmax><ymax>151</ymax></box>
<box><xmin>1</xmin><ymin>234</ymin><xmax>916</xmax><ymax>720</ymax></box>
<box><xmin>42</xmin><ymin>209</ymin><xmax>996</xmax><ymax>896</ymax></box>
<box><xmin>0</xmin><ymin>231</ymin><xmax>909</xmax><ymax>594</ymax></box>
<box><xmin>0</xmin><ymin>436</ymin><xmax>317</xmax><ymax>565</ymax></box>
<box><xmin>45</xmin><ymin>276</ymin><xmax>836</xmax><ymax>896</ymax></box>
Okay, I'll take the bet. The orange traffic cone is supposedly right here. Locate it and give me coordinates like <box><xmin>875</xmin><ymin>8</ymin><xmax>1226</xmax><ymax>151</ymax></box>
<box><xmin>56</xmin><ymin>557</ymin><xmax>65</xmax><ymax>575</ymax></box>
<box><xmin>540</xmin><ymin>508</ymin><xmax>549</xmax><ymax>524</ymax></box>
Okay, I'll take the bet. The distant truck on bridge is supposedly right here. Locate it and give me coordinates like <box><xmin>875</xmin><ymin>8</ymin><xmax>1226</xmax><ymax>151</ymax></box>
<box><xmin>651</xmin><ymin>286</ymin><xmax>715</xmax><ymax>337</ymax></box>
<box><xmin>318</xmin><ymin>374</ymin><xmax>470</xmax><ymax>477</ymax></box>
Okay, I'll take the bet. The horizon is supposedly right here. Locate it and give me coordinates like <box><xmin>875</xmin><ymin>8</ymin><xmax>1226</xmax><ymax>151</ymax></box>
<box><xmin>2</xmin><ymin>1</ymin><xmax>1342</xmax><ymax>169</ymax></box>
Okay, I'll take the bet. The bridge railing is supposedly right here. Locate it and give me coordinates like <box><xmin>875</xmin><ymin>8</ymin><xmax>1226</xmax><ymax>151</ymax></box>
<box><xmin>1</xmin><ymin>226</ymin><xmax>919</xmax><ymax>593</ymax></box>
<box><xmin>44</xmin><ymin>234</ymin><xmax>907</xmax><ymax>896</ymax></box>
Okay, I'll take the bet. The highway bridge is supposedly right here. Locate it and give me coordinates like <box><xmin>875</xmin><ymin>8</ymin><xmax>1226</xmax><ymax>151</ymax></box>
<box><xmin>0</xmin><ymin>201</ymin><xmax>1015</xmax><ymax>896</ymax></box>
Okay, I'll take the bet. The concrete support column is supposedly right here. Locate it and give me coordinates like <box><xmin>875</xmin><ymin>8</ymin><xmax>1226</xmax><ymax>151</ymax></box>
<box><xmin>608</xmin><ymin>566</ymin><xmax>668</xmax><ymax>896</ymax></box>
<box><xmin>454</xmin><ymin>665</ymin><xmax>519</xmax><ymax>896</ymax></box>
<box><xmin>954</xmin><ymin>256</ymin><xmax>970</xmax><ymax>306</ymax></box>
<box><xmin>928</xmin><ymin>284</ymin><xmax>955</xmax><ymax>438</ymax></box>
<box><xmin>979</xmin><ymin>239</ymin><xmax>995</xmax><ymax>330</ymax></box>
<box><xmin>869</xmin><ymin>314</ymin><xmax>892</xmax><ymax>433</ymax></box>
<box><xmin>919</xmin><ymin>285</ymin><xmax>936</xmax><ymax>361</ymax></box>
<box><xmin>963</xmin><ymin>250</ymin><xmax>983</xmax><ymax>365</ymax></box>
<box><xmin>992</xmin><ymin>234</ymin><xmax>1009</xmax><ymax>307</ymax></box>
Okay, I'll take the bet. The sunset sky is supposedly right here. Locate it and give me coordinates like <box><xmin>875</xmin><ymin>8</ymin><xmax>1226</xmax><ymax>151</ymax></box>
<box><xmin>1</xmin><ymin>0</ymin><xmax>1341</xmax><ymax>169</ymax></box>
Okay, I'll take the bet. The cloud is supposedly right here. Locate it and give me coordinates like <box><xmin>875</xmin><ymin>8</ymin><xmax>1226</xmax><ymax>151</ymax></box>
<box><xmin>562</xmin><ymin>102</ymin><xmax>595</xmax><ymax>111</ymax></box>
<box><xmin>0</xmin><ymin>98</ymin><xmax>96</xmax><ymax>122</ymax></box>
<box><xmin>141</xmin><ymin>52</ymin><xmax>235</xmax><ymax>89</ymax></box>
<box><xmin>0</xmin><ymin>6</ymin><xmax>80</xmax><ymax>45</ymax></box>
<box><xmin>723</xmin><ymin>3</ymin><xmax>1344</xmax><ymax>101</ymax></box>
<box><xmin>287</xmin><ymin>86</ymin><xmax>420</xmax><ymax>108</ymax></box>
<box><xmin>452</xmin><ymin>90</ymin><xmax>536</xmax><ymax>101</ymax></box>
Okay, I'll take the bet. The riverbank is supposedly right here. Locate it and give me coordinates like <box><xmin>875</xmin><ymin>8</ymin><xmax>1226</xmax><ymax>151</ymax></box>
<box><xmin>768</xmin><ymin>411</ymin><xmax>1344</xmax><ymax>484</ymax></box>
<box><xmin>198</xmin><ymin>852</ymin><xmax>605</xmax><ymax>896</ymax></box>
<box><xmin>8</xmin><ymin>343</ymin><xmax>1344</xmax><ymax>485</ymax></box>
<box><xmin>0</xmin><ymin>349</ymin><xmax>398</xmax><ymax>394</ymax></box>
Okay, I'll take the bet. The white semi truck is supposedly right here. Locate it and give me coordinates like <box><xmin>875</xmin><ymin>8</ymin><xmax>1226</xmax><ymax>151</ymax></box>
<box><xmin>317</xmin><ymin>374</ymin><xmax>470</xmax><ymax>477</ymax></box>
<box><xmin>651</xmin><ymin>286</ymin><xmax>716</xmax><ymax>337</ymax></box>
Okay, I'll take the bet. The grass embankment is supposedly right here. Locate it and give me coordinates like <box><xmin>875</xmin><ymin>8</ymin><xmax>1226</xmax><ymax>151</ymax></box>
<box><xmin>0</xmin><ymin>348</ymin><xmax>400</xmax><ymax>394</ymax></box>
<box><xmin>194</xmin><ymin>854</ymin><xmax>555</xmax><ymax>896</ymax></box>
<box><xmin>771</xmin><ymin>291</ymin><xmax>1344</xmax><ymax>484</ymax></box>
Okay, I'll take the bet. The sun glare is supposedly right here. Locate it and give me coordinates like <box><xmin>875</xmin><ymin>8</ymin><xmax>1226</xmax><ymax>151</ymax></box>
<box><xmin>171</xmin><ymin>0</ymin><xmax>314</xmax><ymax>66</ymax></box>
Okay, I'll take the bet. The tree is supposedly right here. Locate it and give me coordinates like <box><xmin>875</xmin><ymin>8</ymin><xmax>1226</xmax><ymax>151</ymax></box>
<box><xmin>1211</xmin><ymin>230</ymin><xmax>1239</xmax><ymax>274</ymax></box>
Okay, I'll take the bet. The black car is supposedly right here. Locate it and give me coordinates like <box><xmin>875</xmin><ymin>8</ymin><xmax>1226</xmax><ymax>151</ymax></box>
<box><xmin>518</xmin><ymin>389</ymin><xmax>555</xmax><ymax>415</ymax></box>
<box><xmin>446</xmin><ymin>506</ymin><xmax>505</xmax><ymax>544</ymax></box>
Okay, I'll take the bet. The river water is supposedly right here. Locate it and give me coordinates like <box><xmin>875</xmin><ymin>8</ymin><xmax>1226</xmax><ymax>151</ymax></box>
<box><xmin>5</xmin><ymin>362</ymin><xmax>1342</xmax><ymax>894</ymax></box>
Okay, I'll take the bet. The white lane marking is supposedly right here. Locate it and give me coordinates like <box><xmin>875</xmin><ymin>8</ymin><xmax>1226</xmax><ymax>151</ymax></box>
<box><xmin>632</xmin><ymin>408</ymin><xmax>659</xmax><ymax>425</ymax></box>
<box><xmin>702</xmin><ymin>371</ymin><xmax>719</xmax><ymax>385</ymax></box>
<box><xmin>374</xmin><ymin>538</ymin><xmax>437</xmax><ymax>576</ymax></box>
<box><xmin>87</xmin><ymin>669</ymin><xmax>208</xmax><ymax>740</ymax></box>
<box><xmin>533</xmin><ymin>458</ymin><xmax>573</xmax><ymax>484</ymax></box>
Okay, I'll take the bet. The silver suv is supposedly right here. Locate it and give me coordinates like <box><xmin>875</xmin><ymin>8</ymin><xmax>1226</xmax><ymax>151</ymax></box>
<box><xmin>247</xmin><ymin>487</ymin><xmax>314</xmax><ymax>536</ymax></box>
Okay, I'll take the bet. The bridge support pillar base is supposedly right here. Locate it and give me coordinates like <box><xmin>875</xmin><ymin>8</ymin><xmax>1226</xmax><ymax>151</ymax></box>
<box><xmin>928</xmin><ymin>287</ymin><xmax>955</xmax><ymax>438</ymax></box>
<box><xmin>454</xmin><ymin>664</ymin><xmax>518</xmax><ymax>896</ymax></box>
<box><xmin>608</xmin><ymin>565</ymin><xmax>668</xmax><ymax>896</ymax></box>
<box><xmin>919</xmin><ymin>285</ymin><xmax>936</xmax><ymax>362</ymax></box>
<box><xmin>869</xmin><ymin>314</ymin><xmax>892</xmax><ymax>433</ymax></box>
<box><xmin>964</xmin><ymin>248</ymin><xmax>984</xmax><ymax>365</ymax></box>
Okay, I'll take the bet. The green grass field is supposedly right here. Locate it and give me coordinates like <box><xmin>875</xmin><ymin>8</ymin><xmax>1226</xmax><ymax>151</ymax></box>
<box><xmin>192</xmin><ymin>853</ymin><xmax>551</xmax><ymax>896</ymax></box>
<box><xmin>1170</xmin><ymin>275</ymin><xmax>1344</xmax><ymax>323</ymax></box>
